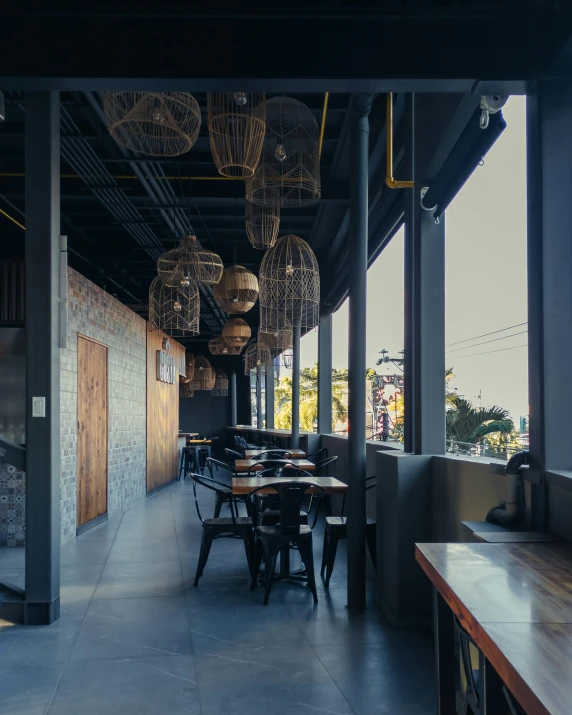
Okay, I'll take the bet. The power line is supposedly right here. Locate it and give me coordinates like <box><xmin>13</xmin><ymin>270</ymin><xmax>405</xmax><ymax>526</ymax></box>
<box><xmin>446</xmin><ymin>330</ymin><xmax>528</xmax><ymax>354</ymax></box>
<box><xmin>446</xmin><ymin>322</ymin><xmax>528</xmax><ymax>348</ymax></box>
<box><xmin>451</xmin><ymin>344</ymin><xmax>528</xmax><ymax>359</ymax></box>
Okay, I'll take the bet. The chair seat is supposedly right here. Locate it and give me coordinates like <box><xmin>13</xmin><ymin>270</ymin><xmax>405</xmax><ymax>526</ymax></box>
<box><xmin>261</xmin><ymin>509</ymin><xmax>308</xmax><ymax>522</ymax></box>
<box><xmin>204</xmin><ymin>516</ymin><xmax>252</xmax><ymax>526</ymax></box>
<box><xmin>325</xmin><ymin>516</ymin><xmax>376</xmax><ymax>528</ymax></box>
<box><xmin>257</xmin><ymin>524</ymin><xmax>312</xmax><ymax>537</ymax></box>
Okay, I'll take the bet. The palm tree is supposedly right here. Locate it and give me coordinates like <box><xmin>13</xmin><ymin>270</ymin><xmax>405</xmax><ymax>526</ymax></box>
<box><xmin>446</xmin><ymin>395</ymin><xmax>514</xmax><ymax>443</ymax></box>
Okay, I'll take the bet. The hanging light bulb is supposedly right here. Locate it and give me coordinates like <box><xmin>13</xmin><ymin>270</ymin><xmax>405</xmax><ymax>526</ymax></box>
<box><xmin>223</xmin><ymin>346</ymin><xmax>228</xmax><ymax>354</ymax></box>
<box><xmin>232</xmin><ymin>293</ymin><xmax>239</xmax><ymax>303</ymax></box>
<box><xmin>180</xmin><ymin>275</ymin><xmax>190</xmax><ymax>288</ymax></box>
<box><xmin>285</xmin><ymin>263</ymin><xmax>294</xmax><ymax>276</ymax></box>
<box><xmin>173</xmin><ymin>300</ymin><xmax>182</xmax><ymax>313</ymax></box>
<box><xmin>233</xmin><ymin>92</ymin><xmax>248</xmax><ymax>106</ymax></box>
<box><xmin>274</xmin><ymin>143</ymin><xmax>287</xmax><ymax>162</ymax></box>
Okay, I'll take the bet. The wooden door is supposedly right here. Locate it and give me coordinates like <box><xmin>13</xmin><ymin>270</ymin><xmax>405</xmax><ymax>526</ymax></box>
<box><xmin>77</xmin><ymin>335</ymin><xmax>108</xmax><ymax>526</ymax></box>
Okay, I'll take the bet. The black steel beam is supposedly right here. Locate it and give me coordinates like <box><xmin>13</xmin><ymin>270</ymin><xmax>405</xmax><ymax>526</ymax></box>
<box><xmin>256</xmin><ymin>365</ymin><xmax>263</xmax><ymax>429</ymax></box>
<box><xmin>265</xmin><ymin>364</ymin><xmax>275</xmax><ymax>430</ymax></box>
<box><xmin>230</xmin><ymin>371</ymin><xmax>238</xmax><ymax>426</ymax></box>
<box><xmin>24</xmin><ymin>91</ymin><xmax>61</xmax><ymax>625</ymax></box>
<box><xmin>291</xmin><ymin>325</ymin><xmax>301</xmax><ymax>450</ymax></box>
<box><xmin>317</xmin><ymin>312</ymin><xmax>333</xmax><ymax>436</ymax></box>
<box><xmin>346</xmin><ymin>94</ymin><xmax>373</xmax><ymax>611</ymax></box>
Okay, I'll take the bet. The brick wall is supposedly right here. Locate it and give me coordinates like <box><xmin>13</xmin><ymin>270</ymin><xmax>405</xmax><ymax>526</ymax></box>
<box><xmin>59</xmin><ymin>268</ymin><xmax>147</xmax><ymax>542</ymax></box>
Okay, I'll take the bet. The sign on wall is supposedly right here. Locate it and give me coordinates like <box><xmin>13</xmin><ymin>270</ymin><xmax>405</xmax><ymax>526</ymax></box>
<box><xmin>156</xmin><ymin>338</ymin><xmax>176</xmax><ymax>384</ymax></box>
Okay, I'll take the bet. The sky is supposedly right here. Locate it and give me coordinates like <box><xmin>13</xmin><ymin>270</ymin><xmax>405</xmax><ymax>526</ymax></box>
<box><xmin>299</xmin><ymin>96</ymin><xmax>528</xmax><ymax>424</ymax></box>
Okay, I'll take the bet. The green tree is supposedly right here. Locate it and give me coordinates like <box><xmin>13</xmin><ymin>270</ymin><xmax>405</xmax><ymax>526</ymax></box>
<box><xmin>446</xmin><ymin>395</ymin><xmax>514</xmax><ymax>443</ymax></box>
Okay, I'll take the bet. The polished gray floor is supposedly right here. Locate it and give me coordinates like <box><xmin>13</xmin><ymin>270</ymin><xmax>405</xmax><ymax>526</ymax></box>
<box><xmin>0</xmin><ymin>480</ymin><xmax>435</xmax><ymax>714</ymax></box>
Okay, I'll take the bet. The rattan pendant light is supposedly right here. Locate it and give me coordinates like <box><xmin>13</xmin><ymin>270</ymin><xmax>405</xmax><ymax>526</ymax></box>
<box><xmin>222</xmin><ymin>317</ymin><xmax>251</xmax><ymax>348</ymax></box>
<box><xmin>213</xmin><ymin>265</ymin><xmax>259</xmax><ymax>314</ymax></box>
<box><xmin>207</xmin><ymin>93</ymin><xmax>266</xmax><ymax>178</ymax></box>
<box><xmin>208</xmin><ymin>336</ymin><xmax>228</xmax><ymax>356</ymax></box>
<box><xmin>181</xmin><ymin>354</ymin><xmax>195</xmax><ymax>383</ymax></box>
<box><xmin>149</xmin><ymin>277</ymin><xmax>200</xmax><ymax>336</ymax></box>
<box><xmin>245</xmin><ymin>199</ymin><xmax>280</xmax><ymax>250</ymax></box>
<box><xmin>244</xmin><ymin>342</ymin><xmax>272</xmax><ymax>374</ymax></box>
<box><xmin>104</xmin><ymin>92</ymin><xmax>201</xmax><ymax>156</ymax></box>
<box><xmin>245</xmin><ymin>97</ymin><xmax>321</xmax><ymax>207</ymax></box>
<box><xmin>259</xmin><ymin>234</ymin><xmax>320</xmax><ymax>331</ymax></box>
<box><xmin>211</xmin><ymin>369</ymin><xmax>229</xmax><ymax>397</ymax></box>
<box><xmin>190</xmin><ymin>355</ymin><xmax>216</xmax><ymax>391</ymax></box>
<box><xmin>157</xmin><ymin>235</ymin><xmax>223</xmax><ymax>287</ymax></box>
<box><xmin>181</xmin><ymin>382</ymin><xmax>195</xmax><ymax>398</ymax></box>
<box><xmin>258</xmin><ymin>325</ymin><xmax>293</xmax><ymax>358</ymax></box>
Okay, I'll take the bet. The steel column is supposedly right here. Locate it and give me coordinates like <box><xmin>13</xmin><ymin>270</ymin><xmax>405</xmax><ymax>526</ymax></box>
<box><xmin>347</xmin><ymin>94</ymin><xmax>373</xmax><ymax>610</ymax></box>
<box><xmin>291</xmin><ymin>324</ymin><xmax>301</xmax><ymax>449</ymax></box>
<box><xmin>24</xmin><ymin>92</ymin><xmax>61</xmax><ymax>625</ymax></box>
<box><xmin>317</xmin><ymin>312</ymin><xmax>333</xmax><ymax>435</ymax></box>
<box><xmin>256</xmin><ymin>365</ymin><xmax>263</xmax><ymax>429</ymax></box>
<box><xmin>230</xmin><ymin>371</ymin><xmax>237</xmax><ymax>426</ymax></box>
<box><xmin>527</xmin><ymin>81</ymin><xmax>572</xmax><ymax>505</ymax></box>
<box><xmin>265</xmin><ymin>362</ymin><xmax>275</xmax><ymax>430</ymax></box>
<box><xmin>403</xmin><ymin>94</ymin><xmax>416</xmax><ymax>453</ymax></box>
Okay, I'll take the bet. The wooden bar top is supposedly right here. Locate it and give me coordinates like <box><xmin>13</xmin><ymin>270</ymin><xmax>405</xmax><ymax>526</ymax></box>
<box><xmin>416</xmin><ymin>542</ymin><xmax>572</xmax><ymax>715</ymax></box>
<box><xmin>233</xmin><ymin>476</ymin><xmax>347</xmax><ymax>495</ymax></box>
<box><xmin>234</xmin><ymin>458</ymin><xmax>315</xmax><ymax>473</ymax></box>
<box><xmin>244</xmin><ymin>448</ymin><xmax>306</xmax><ymax>458</ymax></box>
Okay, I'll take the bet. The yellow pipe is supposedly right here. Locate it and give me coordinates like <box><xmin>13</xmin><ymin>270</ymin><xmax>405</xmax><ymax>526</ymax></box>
<box><xmin>386</xmin><ymin>93</ymin><xmax>414</xmax><ymax>189</ymax></box>
<box><xmin>0</xmin><ymin>172</ymin><xmax>241</xmax><ymax>181</ymax></box>
<box><xmin>0</xmin><ymin>207</ymin><xmax>25</xmax><ymax>231</ymax></box>
<box><xmin>318</xmin><ymin>92</ymin><xmax>329</xmax><ymax>159</ymax></box>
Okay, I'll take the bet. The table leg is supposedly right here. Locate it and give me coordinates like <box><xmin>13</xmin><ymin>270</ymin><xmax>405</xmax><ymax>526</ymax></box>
<box><xmin>434</xmin><ymin>588</ymin><xmax>456</xmax><ymax>715</ymax></box>
<box><xmin>280</xmin><ymin>544</ymin><xmax>290</xmax><ymax>576</ymax></box>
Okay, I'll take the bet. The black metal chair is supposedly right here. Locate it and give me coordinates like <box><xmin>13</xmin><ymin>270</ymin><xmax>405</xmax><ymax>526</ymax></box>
<box><xmin>191</xmin><ymin>473</ymin><xmax>253</xmax><ymax>587</ymax></box>
<box><xmin>321</xmin><ymin>476</ymin><xmax>376</xmax><ymax>587</ymax></box>
<box><xmin>246</xmin><ymin>460</ymin><xmax>298</xmax><ymax>476</ymax></box>
<box><xmin>224</xmin><ymin>448</ymin><xmax>243</xmax><ymax>462</ymax></box>
<box><xmin>249</xmin><ymin>480</ymin><xmax>324</xmax><ymax>605</ymax></box>
<box><xmin>248</xmin><ymin>450</ymin><xmax>292</xmax><ymax>461</ymax></box>
<box><xmin>178</xmin><ymin>446</ymin><xmax>197</xmax><ymax>480</ymax></box>
<box><xmin>454</xmin><ymin>617</ymin><xmax>484</xmax><ymax>715</ymax></box>
<box><xmin>235</xmin><ymin>434</ymin><xmax>257</xmax><ymax>452</ymax></box>
<box><xmin>313</xmin><ymin>456</ymin><xmax>338</xmax><ymax>475</ymax></box>
<box><xmin>206</xmin><ymin>457</ymin><xmax>242</xmax><ymax>517</ymax></box>
<box><xmin>307</xmin><ymin>448</ymin><xmax>328</xmax><ymax>463</ymax></box>
<box><xmin>252</xmin><ymin>466</ymin><xmax>314</xmax><ymax>526</ymax></box>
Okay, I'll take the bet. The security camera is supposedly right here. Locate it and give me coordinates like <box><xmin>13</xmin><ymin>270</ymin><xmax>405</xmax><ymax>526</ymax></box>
<box><xmin>479</xmin><ymin>95</ymin><xmax>508</xmax><ymax>129</ymax></box>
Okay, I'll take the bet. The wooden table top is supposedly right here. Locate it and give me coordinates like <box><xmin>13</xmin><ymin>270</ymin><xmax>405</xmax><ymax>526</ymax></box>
<box><xmin>234</xmin><ymin>458</ymin><xmax>315</xmax><ymax>473</ymax></box>
<box><xmin>473</xmin><ymin>531</ymin><xmax>561</xmax><ymax>543</ymax></box>
<box><xmin>416</xmin><ymin>542</ymin><xmax>572</xmax><ymax>715</ymax></box>
<box><xmin>244</xmin><ymin>448</ymin><xmax>307</xmax><ymax>458</ymax></box>
<box><xmin>186</xmin><ymin>440</ymin><xmax>212</xmax><ymax>445</ymax></box>
<box><xmin>232</xmin><ymin>476</ymin><xmax>347</xmax><ymax>495</ymax></box>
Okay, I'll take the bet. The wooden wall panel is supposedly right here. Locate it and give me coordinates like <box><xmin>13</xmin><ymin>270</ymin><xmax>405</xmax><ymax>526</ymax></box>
<box><xmin>146</xmin><ymin>325</ymin><xmax>184</xmax><ymax>493</ymax></box>
<box><xmin>77</xmin><ymin>335</ymin><xmax>108</xmax><ymax>526</ymax></box>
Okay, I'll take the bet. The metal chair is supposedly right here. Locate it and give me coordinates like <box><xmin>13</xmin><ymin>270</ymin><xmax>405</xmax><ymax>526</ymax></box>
<box><xmin>191</xmin><ymin>473</ymin><xmax>253</xmax><ymax>587</ymax></box>
<box><xmin>206</xmin><ymin>457</ymin><xmax>244</xmax><ymax>517</ymax></box>
<box><xmin>224</xmin><ymin>448</ymin><xmax>243</xmax><ymax>462</ymax></box>
<box><xmin>313</xmin><ymin>455</ymin><xmax>338</xmax><ymax>475</ymax></box>
<box><xmin>248</xmin><ymin>450</ymin><xmax>292</xmax><ymax>460</ymax></box>
<box><xmin>307</xmin><ymin>448</ymin><xmax>328</xmax><ymax>463</ymax></box>
<box><xmin>321</xmin><ymin>476</ymin><xmax>376</xmax><ymax>587</ymax></box>
<box><xmin>248</xmin><ymin>480</ymin><xmax>324</xmax><ymax>605</ymax></box>
<box><xmin>246</xmin><ymin>460</ymin><xmax>298</xmax><ymax>476</ymax></box>
<box><xmin>252</xmin><ymin>466</ymin><xmax>314</xmax><ymax>526</ymax></box>
<box><xmin>178</xmin><ymin>446</ymin><xmax>197</xmax><ymax>480</ymax></box>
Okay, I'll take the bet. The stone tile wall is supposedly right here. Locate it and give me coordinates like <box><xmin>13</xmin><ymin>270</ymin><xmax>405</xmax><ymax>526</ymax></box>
<box><xmin>0</xmin><ymin>268</ymin><xmax>148</xmax><ymax>546</ymax></box>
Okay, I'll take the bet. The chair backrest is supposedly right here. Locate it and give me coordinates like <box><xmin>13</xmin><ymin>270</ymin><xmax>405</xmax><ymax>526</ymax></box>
<box><xmin>314</xmin><ymin>455</ymin><xmax>338</xmax><ymax>475</ymax></box>
<box><xmin>235</xmin><ymin>435</ymin><xmax>248</xmax><ymax>450</ymax></box>
<box><xmin>224</xmin><ymin>448</ymin><xmax>243</xmax><ymax>461</ymax></box>
<box><xmin>307</xmin><ymin>447</ymin><xmax>328</xmax><ymax>463</ymax></box>
<box><xmin>247</xmin><ymin>460</ymin><xmax>297</xmax><ymax>477</ymax></box>
<box><xmin>248</xmin><ymin>480</ymin><xmax>324</xmax><ymax>534</ymax></box>
<box><xmin>190</xmin><ymin>472</ymin><xmax>236</xmax><ymax>523</ymax></box>
<box><xmin>248</xmin><ymin>450</ymin><xmax>292</xmax><ymax>461</ymax></box>
<box><xmin>206</xmin><ymin>457</ymin><xmax>236</xmax><ymax>478</ymax></box>
<box><xmin>278</xmin><ymin>466</ymin><xmax>313</xmax><ymax>478</ymax></box>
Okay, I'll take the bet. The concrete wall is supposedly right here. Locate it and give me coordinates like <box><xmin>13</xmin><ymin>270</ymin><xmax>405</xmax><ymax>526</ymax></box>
<box><xmin>60</xmin><ymin>268</ymin><xmax>147</xmax><ymax>542</ymax></box>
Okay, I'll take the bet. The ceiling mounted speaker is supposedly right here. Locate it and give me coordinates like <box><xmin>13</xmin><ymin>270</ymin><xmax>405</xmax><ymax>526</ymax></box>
<box><xmin>222</xmin><ymin>317</ymin><xmax>251</xmax><ymax>348</ymax></box>
<box><xmin>213</xmin><ymin>265</ymin><xmax>259</xmax><ymax>314</ymax></box>
<box><xmin>207</xmin><ymin>93</ymin><xmax>266</xmax><ymax>178</ymax></box>
<box><xmin>245</xmin><ymin>97</ymin><xmax>321</xmax><ymax>207</ymax></box>
<box><xmin>211</xmin><ymin>369</ymin><xmax>229</xmax><ymax>397</ymax></box>
<box><xmin>245</xmin><ymin>199</ymin><xmax>280</xmax><ymax>250</ymax></box>
<box><xmin>259</xmin><ymin>234</ymin><xmax>320</xmax><ymax>332</ymax></box>
<box><xmin>104</xmin><ymin>92</ymin><xmax>201</xmax><ymax>156</ymax></box>
<box><xmin>190</xmin><ymin>355</ymin><xmax>216</xmax><ymax>391</ymax></box>
<box><xmin>157</xmin><ymin>235</ymin><xmax>223</xmax><ymax>287</ymax></box>
<box><xmin>148</xmin><ymin>277</ymin><xmax>200</xmax><ymax>336</ymax></box>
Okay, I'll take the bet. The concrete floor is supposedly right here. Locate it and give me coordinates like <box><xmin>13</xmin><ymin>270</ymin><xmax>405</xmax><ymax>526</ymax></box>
<box><xmin>0</xmin><ymin>479</ymin><xmax>435</xmax><ymax>715</ymax></box>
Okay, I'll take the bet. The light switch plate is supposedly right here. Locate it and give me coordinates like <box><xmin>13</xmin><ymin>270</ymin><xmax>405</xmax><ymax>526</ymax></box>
<box><xmin>32</xmin><ymin>396</ymin><xmax>46</xmax><ymax>418</ymax></box>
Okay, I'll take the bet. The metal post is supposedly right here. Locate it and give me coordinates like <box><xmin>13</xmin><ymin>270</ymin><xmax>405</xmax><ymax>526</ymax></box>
<box><xmin>403</xmin><ymin>94</ymin><xmax>416</xmax><ymax>454</ymax></box>
<box><xmin>347</xmin><ymin>94</ymin><xmax>372</xmax><ymax>610</ymax></box>
<box><xmin>256</xmin><ymin>364</ymin><xmax>263</xmax><ymax>430</ymax></box>
<box><xmin>266</xmin><ymin>362</ymin><xmax>275</xmax><ymax>429</ymax></box>
<box><xmin>317</xmin><ymin>312</ymin><xmax>333</xmax><ymax>435</ymax></box>
<box><xmin>291</xmin><ymin>324</ymin><xmax>301</xmax><ymax>449</ymax></box>
<box><xmin>230</xmin><ymin>371</ymin><xmax>237</xmax><ymax>426</ymax></box>
<box><xmin>24</xmin><ymin>92</ymin><xmax>61</xmax><ymax>625</ymax></box>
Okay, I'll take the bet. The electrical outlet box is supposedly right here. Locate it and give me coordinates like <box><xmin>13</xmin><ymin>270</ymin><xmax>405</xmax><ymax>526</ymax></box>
<box><xmin>32</xmin><ymin>396</ymin><xmax>46</xmax><ymax>418</ymax></box>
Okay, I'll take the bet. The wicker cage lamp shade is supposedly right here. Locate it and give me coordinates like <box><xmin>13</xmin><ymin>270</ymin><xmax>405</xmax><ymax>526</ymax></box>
<box><xmin>213</xmin><ymin>265</ymin><xmax>259</xmax><ymax>314</ymax></box>
<box><xmin>207</xmin><ymin>93</ymin><xmax>266</xmax><ymax>178</ymax></box>
<box><xmin>190</xmin><ymin>355</ymin><xmax>216</xmax><ymax>391</ymax></box>
<box><xmin>258</xmin><ymin>325</ymin><xmax>293</xmax><ymax>358</ymax></box>
<box><xmin>104</xmin><ymin>92</ymin><xmax>201</xmax><ymax>157</ymax></box>
<box><xmin>181</xmin><ymin>354</ymin><xmax>195</xmax><ymax>383</ymax></box>
<box><xmin>245</xmin><ymin>97</ymin><xmax>321</xmax><ymax>207</ymax></box>
<box><xmin>180</xmin><ymin>382</ymin><xmax>195</xmax><ymax>398</ymax></box>
<box><xmin>222</xmin><ymin>318</ymin><xmax>251</xmax><ymax>348</ymax></box>
<box><xmin>245</xmin><ymin>199</ymin><xmax>280</xmax><ymax>250</ymax></box>
<box><xmin>244</xmin><ymin>342</ymin><xmax>273</xmax><ymax>374</ymax></box>
<box><xmin>157</xmin><ymin>235</ymin><xmax>223</xmax><ymax>287</ymax></box>
<box><xmin>211</xmin><ymin>369</ymin><xmax>229</xmax><ymax>397</ymax></box>
<box><xmin>259</xmin><ymin>234</ymin><xmax>320</xmax><ymax>331</ymax></box>
<box><xmin>149</xmin><ymin>277</ymin><xmax>200</xmax><ymax>336</ymax></box>
<box><xmin>208</xmin><ymin>336</ymin><xmax>227</xmax><ymax>355</ymax></box>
